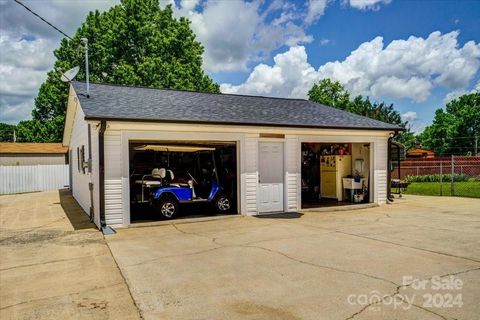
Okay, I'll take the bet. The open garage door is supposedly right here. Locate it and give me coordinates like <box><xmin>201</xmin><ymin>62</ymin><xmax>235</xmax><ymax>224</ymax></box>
<box><xmin>301</xmin><ymin>143</ymin><xmax>371</xmax><ymax>209</ymax></box>
<box><xmin>128</xmin><ymin>141</ymin><xmax>238</xmax><ymax>223</ymax></box>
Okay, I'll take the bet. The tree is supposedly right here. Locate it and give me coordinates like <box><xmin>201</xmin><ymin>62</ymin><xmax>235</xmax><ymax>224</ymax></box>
<box><xmin>308</xmin><ymin>79</ymin><xmax>414</xmax><ymax>148</ymax></box>
<box><xmin>0</xmin><ymin>123</ymin><xmax>16</xmax><ymax>142</ymax></box>
<box><xmin>419</xmin><ymin>93</ymin><xmax>480</xmax><ymax>156</ymax></box>
<box><xmin>25</xmin><ymin>0</ymin><xmax>219</xmax><ymax>142</ymax></box>
<box><xmin>15</xmin><ymin>117</ymin><xmax>66</xmax><ymax>143</ymax></box>
<box><xmin>308</xmin><ymin>79</ymin><xmax>350</xmax><ymax>110</ymax></box>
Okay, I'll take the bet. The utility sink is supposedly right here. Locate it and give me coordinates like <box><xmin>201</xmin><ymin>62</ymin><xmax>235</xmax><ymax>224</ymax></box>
<box><xmin>342</xmin><ymin>178</ymin><xmax>365</xmax><ymax>189</ymax></box>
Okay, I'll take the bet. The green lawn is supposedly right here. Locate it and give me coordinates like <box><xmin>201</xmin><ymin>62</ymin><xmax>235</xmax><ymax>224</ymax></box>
<box><xmin>404</xmin><ymin>181</ymin><xmax>480</xmax><ymax>198</ymax></box>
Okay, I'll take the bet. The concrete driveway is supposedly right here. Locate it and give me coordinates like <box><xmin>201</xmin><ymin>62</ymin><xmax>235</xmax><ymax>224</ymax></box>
<box><xmin>107</xmin><ymin>196</ymin><xmax>480</xmax><ymax>320</ymax></box>
<box><xmin>0</xmin><ymin>191</ymin><xmax>140</xmax><ymax>319</ymax></box>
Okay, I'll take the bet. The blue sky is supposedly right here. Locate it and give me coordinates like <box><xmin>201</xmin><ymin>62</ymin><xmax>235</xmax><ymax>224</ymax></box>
<box><xmin>1</xmin><ymin>0</ymin><xmax>479</xmax><ymax>132</ymax></box>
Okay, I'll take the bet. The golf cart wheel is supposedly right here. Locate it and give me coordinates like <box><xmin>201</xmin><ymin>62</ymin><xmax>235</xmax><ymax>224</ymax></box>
<box><xmin>158</xmin><ymin>196</ymin><xmax>178</xmax><ymax>219</ymax></box>
<box><xmin>214</xmin><ymin>194</ymin><xmax>231</xmax><ymax>214</ymax></box>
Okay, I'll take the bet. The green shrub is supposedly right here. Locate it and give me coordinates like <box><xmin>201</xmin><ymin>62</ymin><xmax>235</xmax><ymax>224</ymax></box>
<box><xmin>404</xmin><ymin>174</ymin><xmax>470</xmax><ymax>183</ymax></box>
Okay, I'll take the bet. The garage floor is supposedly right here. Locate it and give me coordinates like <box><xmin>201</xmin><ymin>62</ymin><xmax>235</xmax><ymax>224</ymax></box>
<box><xmin>107</xmin><ymin>196</ymin><xmax>480</xmax><ymax>320</ymax></box>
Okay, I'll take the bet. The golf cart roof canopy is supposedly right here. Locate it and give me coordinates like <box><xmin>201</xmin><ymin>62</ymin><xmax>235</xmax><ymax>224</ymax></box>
<box><xmin>134</xmin><ymin>145</ymin><xmax>216</xmax><ymax>152</ymax></box>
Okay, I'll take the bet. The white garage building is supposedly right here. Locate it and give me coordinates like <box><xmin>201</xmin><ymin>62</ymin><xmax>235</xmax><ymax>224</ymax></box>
<box><xmin>63</xmin><ymin>81</ymin><xmax>401</xmax><ymax>230</ymax></box>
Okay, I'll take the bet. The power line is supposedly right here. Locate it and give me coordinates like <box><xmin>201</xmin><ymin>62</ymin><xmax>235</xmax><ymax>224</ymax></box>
<box><xmin>14</xmin><ymin>0</ymin><xmax>73</xmax><ymax>41</ymax></box>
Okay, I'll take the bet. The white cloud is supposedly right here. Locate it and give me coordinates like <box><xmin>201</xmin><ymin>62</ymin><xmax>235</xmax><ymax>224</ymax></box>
<box><xmin>0</xmin><ymin>35</ymin><xmax>55</xmax><ymax>70</ymax></box>
<box><xmin>0</xmin><ymin>0</ymin><xmax>119</xmax><ymax>124</ymax></box>
<box><xmin>221</xmin><ymin>46</ymin><xmax>318</xmax><ymax>98</ymax></box>
<box><xmin>174</xmin><ymin>0</ymin><xmax>313</xmax><ymax>72</ymax></box>
<box><xmin>0</xmin><ymin>0</ymin><xmax>119</xmax><ymax>41</ymax></box>
<box><xmin>222</xmin><ymin>31</ymin><xmax>480</xmax><ymax>104</ymax></box>
<box><xmin>444</xmin><ymin>90</ymin><xmax>467</xmax><ymax>104</ymax></box>
<box><xmin>179</xmin><ymin>0</ymin><xmax>199</xmax><ymax>12</ymax></box>
<box><xmin>319</xmin><ymin>38</ymin><xmax>331</xmax><ymax>46</ymax></box>
<box><xmin>0</xmin><ymin>34</ymin><xmax>54</xmax><ymax>123</ymax></box>
<box><xmin>347</xmin><ymin>0</ymin><xmax>391</xmax><ymax>11</ymax></box>
<box><xmin>443</xmin><ymin>80</ymin><xmax>480</xmax><ymax>104</ymax></box>
<box><xmin>401</xmin><ymin>111</ymin><xmax>417</xmax><ymax>123</ymax></box>
<box><xmin>0</xmin><ymin>96</ymin><xmax>34</xmax><ymax>124</ymax></box>
<box><xmin>370</xmin><ymin>76</ymin><xmax>433</xmax><ymax>102</ymax></box>
<box><xmin>305</xmin><ymin>0</ymin><xmax>329</xmax><ymax>24</ymax></box>
<box><xmin>400</xmin><ymin>111</ymin><xmax>427</xmax><ymax>133</ymax></box>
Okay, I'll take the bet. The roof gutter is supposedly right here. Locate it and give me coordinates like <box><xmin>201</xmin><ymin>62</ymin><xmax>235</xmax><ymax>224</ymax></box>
<box><xmin>84</xmin><ymin>116</ymin><xmax>404</xmax><ymax>132</ymax></box>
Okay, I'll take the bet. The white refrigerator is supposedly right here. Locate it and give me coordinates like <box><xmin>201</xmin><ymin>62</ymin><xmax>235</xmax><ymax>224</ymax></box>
<box><xmin>320</xmin><ymin>155</ymin><xmax>351</xmax><ymax>201</ymax></box>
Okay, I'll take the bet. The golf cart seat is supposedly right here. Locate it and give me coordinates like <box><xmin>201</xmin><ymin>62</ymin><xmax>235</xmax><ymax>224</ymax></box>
<box><xmin>135</xmin><ymin>168</ymin><xmax>165</xmax><ymax>186</ymax></box>
<box><xmin>166</xmin><ymin>170</ymin><xmax>191</xmax><ymax>188</ymax></box>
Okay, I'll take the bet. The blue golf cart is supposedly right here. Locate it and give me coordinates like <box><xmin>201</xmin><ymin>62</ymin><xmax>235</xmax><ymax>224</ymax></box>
<box><xmin>131</xmin><ymin>145</ymin><xmax>232</xmax><ymax>219</ymax></box>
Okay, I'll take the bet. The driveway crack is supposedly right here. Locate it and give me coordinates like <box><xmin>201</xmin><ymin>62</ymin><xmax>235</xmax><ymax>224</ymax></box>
<box><xmin>241</xmin><ymin>244</ymin><xmax>400</xmax><ymax>287</ymax></box>
<box><xmin>337</xmin><ymin>230</ymin><xmax>480</xmax><ymax>264</ymax></box>
<box><xmin>344</xmin><ymin>266</ymin><xmax>479</xmax><ymax>320</ymax></box>
<box><xmin>130</xmin><ymin>226</ymin><xmax>401</xmax><ymax>288</ymax></box>
<box><xmin>0</xmin><ymin>253</ymin><xmax>107</xmax><ymax>272</ymax></box>
<box><xmin>0</xmin><ymin>281</ymin><xmax>125</xmax><ymax>311</ymax></box>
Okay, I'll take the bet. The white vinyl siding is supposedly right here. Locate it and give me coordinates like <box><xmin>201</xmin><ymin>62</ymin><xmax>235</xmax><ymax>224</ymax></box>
<box><xmin>105</xmin><ymin>179</ymin><xmax>123</xmax><ymax>226</ymax></box>
<box><xmin>104</xmin><ymin>130</ymin><xmax>123</xmax><ymax>226</ymax></box>
<box><xmin>90</xmin><ymin>125</ymin><xmax>101</xmax><ymax>228</ymax></box>
<box><xmin>243</xmin><ymin>135</ymin><xmax>258</xmax><ymax>215</ymax></box>
<box><xmin>374</xmin><ymin>138</ymin><xmax>389</xmax><ymax>204</ymax></box>
<box><xmin>104</xmin><ymin>131</ymin><xmax>122</xmax><ymax>178</ymax></box>
<box><xmin>285</xmin><ymin>136</ymin><xmax>299</xmax><ymax>212</ymax></box>
<box><xmin>69</xmin><ymin>105</ymin><xmax>91</xmax><ymax>216</ymax></box>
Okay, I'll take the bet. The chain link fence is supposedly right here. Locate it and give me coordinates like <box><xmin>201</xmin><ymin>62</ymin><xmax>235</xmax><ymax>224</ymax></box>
<box><xmin>392</xmin><ymin>156</ymin><xmax>480</xmax><ymax>198</ymax></box>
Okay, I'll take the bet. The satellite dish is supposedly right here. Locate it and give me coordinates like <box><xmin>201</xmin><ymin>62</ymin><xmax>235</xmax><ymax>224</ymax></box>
<box><xmin>60</xmin><ymin>66</ymin><xmax>80</xmax><ymax>82</ymax></box>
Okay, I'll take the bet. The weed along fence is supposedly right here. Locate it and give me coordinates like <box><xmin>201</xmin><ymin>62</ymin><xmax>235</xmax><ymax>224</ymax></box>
<box><xmin>392</xmin><ymin>156</ymin><xmax>480</xmax><ymax>198</ymax></box>
<box><xmin>0</xmin><ymin>164</ymin><xmax>69</xmax><ymax>195</ymax></box>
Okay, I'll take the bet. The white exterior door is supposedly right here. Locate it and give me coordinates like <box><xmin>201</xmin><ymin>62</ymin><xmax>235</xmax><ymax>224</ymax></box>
<box><xmin>258</xmin><ymin>142</ymin><xmax>284</xmax><ymax>213</ymax></box>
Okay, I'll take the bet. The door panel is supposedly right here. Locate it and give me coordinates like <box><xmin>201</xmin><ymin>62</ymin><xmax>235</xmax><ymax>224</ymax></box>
<box><xmin>258</xmin><ymin>142</ymin><xmax>284</xmax><ymax>213</ymax></box>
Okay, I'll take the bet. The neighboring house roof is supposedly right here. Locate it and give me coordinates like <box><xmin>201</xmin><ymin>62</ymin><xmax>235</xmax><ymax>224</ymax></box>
<box><xmin>407</xmin><ymin>148</ymin><xmax>435</xmax><ymax>154</ymax></box>
<box><xmin>0</xmin><ymin>143</ymin><xmax>67</xmax><ymax>154</ymax></box>
<box><xmin>406</xmin><ymin>148</ymin><xmax>435</xmax><ymax>158</ymax></box>
<box><xmin>71</xmin><ymin>81</ymin><xmax>402</xmax><ymax>131</ymax></box>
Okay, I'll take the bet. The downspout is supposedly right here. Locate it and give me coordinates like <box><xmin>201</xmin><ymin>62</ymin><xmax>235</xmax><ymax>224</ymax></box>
<box><xmin>88</xmin><ymin>124</ymin><xmax>94</xmax><ymax>222</ymax></box>
<box><xmin>98</xmin><ymin>120</ymin><xmax>107</xmax><ymax>229</ymax></box>
<box><xmin>397</xmin><ymin>142</ymin><xmax>401</xmax><ymax>195</ymax></box>
<box><xmin>387</xmin><ymin>131</ymin><xmax>399</xmax><ymax>202</ymax></box>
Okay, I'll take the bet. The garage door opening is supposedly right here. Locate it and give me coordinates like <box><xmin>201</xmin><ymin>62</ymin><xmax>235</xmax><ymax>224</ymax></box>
<box><xmin>129</xmin><ymin>141</ymin><xmax>238</xmax><ymax>223</ymax></box>
<box><xmin>301</xmin><ymin>142</ymin><xmax>371</xmax><ymax>209</ymax></box>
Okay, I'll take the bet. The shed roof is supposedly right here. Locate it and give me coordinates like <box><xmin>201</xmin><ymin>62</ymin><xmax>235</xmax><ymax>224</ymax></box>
<box><xmin>71</xmin><ymin>81</ymin><xmax>401</xmax><ymax>131</ymax></box>
<box><xmin>0</xmin><ymin>143</ymin><xmax>67</xmax><ymax>154</ymax></box>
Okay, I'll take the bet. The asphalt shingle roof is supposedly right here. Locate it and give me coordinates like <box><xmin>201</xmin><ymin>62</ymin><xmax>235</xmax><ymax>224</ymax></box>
<box><xmin>72</xmin><ymin>81</ymin><xmax>401</xmax><ymax>131</ymax></box>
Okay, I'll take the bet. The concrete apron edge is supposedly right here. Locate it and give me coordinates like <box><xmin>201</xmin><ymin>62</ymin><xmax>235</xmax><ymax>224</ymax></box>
<box><xmin>114</xmin><ymin>203</ymin><xmax>380</xmax><ymax>230</ymax></box>
<box><xmin>299</xmin><ymin>202</ymin><xmax>379</xmax><ymax>213</ymax></box>
<box><xmin>126</xmin><ymin>214</ymin><xmax>242</xmax><ymax>229</ymax></box>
